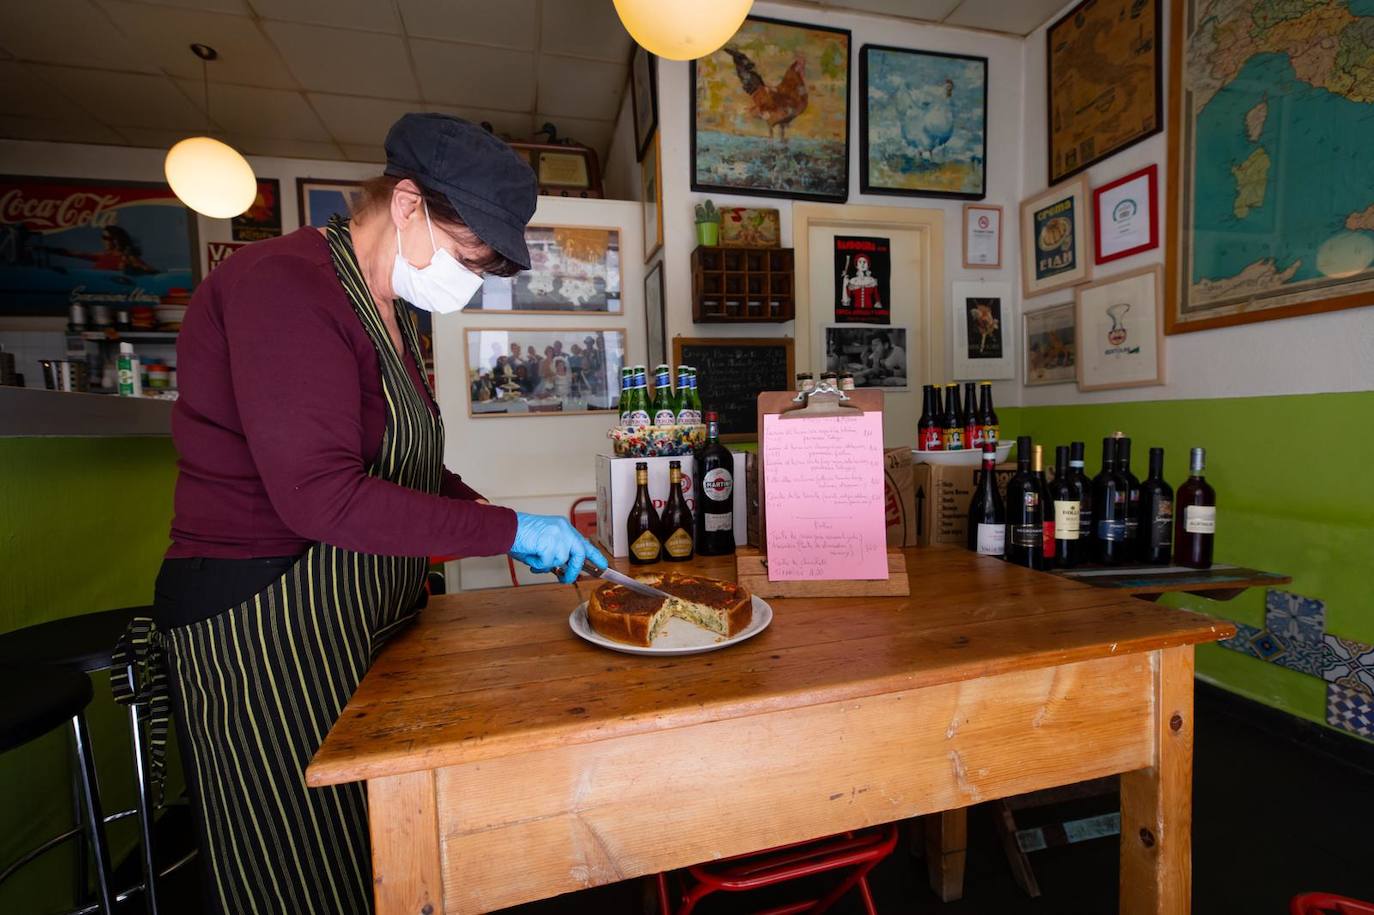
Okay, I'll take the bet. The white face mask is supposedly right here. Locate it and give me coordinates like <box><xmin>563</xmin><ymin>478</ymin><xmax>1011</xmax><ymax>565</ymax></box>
<box><xmin>390</xmin><ymin>200</ymin><xmax>484</xmax><ymax>314</ymax></box>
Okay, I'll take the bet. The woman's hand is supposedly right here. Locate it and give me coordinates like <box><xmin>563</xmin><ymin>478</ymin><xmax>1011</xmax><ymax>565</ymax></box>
<box><xmin>509</xmin><ymin>512</ymin><xmax>607</xmax><ymax>583</ymax></box>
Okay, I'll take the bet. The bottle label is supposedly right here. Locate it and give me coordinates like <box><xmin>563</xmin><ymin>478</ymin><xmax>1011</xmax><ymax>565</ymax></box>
<box><xmin>664</xmin><ymin>528</ymin><xmax>693</xmax><ymax>558</ymax></box>
<box><xmin>1098</xmin><ymin>519</ymin><xmax>1127</xmax><ymax>541</ymax></box>
<box><xmin>1012</xmin><ymin>523</ymin><xmax>1043</xmax><ymax>547</ymax></box>
<box><xmin>1153</xmin><ymin>500</ymin><xmax>1174</xmax><ymax>545</ymax></box>
<box><xmin>965</xmin><ymin>424</ymin><xmax>982</xmax><ymax>448</ymax></box>
<box><xmin>624</xmin><ymin>409</ymin><xmax>650</xmax><ymax>427</ymax></box>
<box><xmin>976</xmin><ymin>523</ymin><xmax>1005</xmax><ymax>555</ymax></box>
<box><xmin>1043</xmin><ymin>521</ymin><xmax>1055</xmax><ymax>557</ymax></box>
<box><xmin>702</xmin><ymin>467</ymin><xmax>732</xmax><ymax>501</ymax></box>
<box><xmin>1053</xmin><ymin>501</ymin><xmax>1080</xmax><ymax>540</ymax></box>
<box><xmin>704</xmin><ymin>511</ymin><xmax>733</xmax><ymax>532</ymax></box>
<box><xmin>654</xmin><ymin>409</ymin><xmax>676</xmax><ymax>426</ymax></box>
<box><xmin>984</xmin><ymin>424</ymin><xmax>1000</xmax><ymax>444</ymax></box>
<box><xmin>942</xmin><ymin>427</ymin><xmax>964</xmax><ymax>449</ymax></box>
<box><xmin>630</xmin><ymin>530</ymin><xmax>660</xmax><ymax>561</ymax></box>
<box><xmin>675</xmin><ymin>409</ymin><xmax>695</xmax><ymax>425</ymax></box>
<box><xmin>1185</xmin><ymin>505</ymin><xmax>1216</xmax><ymax>534</ymax></box>
<box><xmin>920</xmin><ymin>427</ymin><xmax>943</xmax><ymax>450</ymax></box>
<box><xmin>1022</xmin><ymin>491</ymin><xmax>1039</xmax><ymax>510</ymax></box>
<box><xmin>1079</xmin><ymin>504</ymin><xmax>1093</xmax><ymax>537</ymax></box>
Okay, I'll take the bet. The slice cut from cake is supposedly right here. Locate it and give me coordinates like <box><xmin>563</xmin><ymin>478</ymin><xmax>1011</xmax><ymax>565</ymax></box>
<box><xmin>587</xmin><ymin>572</ymin><xmax>753</xmax><ymax>647</ymax></box>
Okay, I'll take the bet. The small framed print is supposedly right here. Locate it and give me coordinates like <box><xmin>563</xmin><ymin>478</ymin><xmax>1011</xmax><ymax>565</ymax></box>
<box><xmin>1023</xmin><ymin>301</ymin><xmax>1076</xmax><ymax>386</ymax></box>
<box><xmin>1021</xmin><ymin>177</ymin><xmax>1093</xmax><ymax>297</ymax></box>
<box><xmin>640</xmin><ymin>133</ymin><xmax>663</xmax><ymax>262</ymax></box>
<box><xmin>631</xmin><ymin>43</ymin><xmax>658</xmax><ymax>162</ymax></box>
<box><xmin>1075</xmin><ymin>265</ymin><xmax>1165</xmax><ymax>391</ymax></box>
<box><xmin>952</xmin><ymin>281</ymin><xmax>1014</xmax><ymax>380</ymax></box>
<box><xmin>1094</xmin><ymin>164</ymin><xmax>1158</xmax><ymax>264</ymax></box>
<box><xmin>963</xmin><ymin>203</ymin><xmax>1002</xmax><ymax>268</ymax></box>
<box><xmin>296</xmin><ymin>177</ymin><xmax>364</xmax><ymax>228</ymax></box>
<box><xmin>644</xmin><ymin>260</ymin><xmax>666</xmax><ymax>368</ymax></box>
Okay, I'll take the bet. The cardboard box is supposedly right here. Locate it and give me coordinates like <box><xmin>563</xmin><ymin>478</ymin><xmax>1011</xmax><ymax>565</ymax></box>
<box><xmin>913</xmin><ymin>460</ymin><xmax>1017</xmax><ymax>546</ymax></box>
<box><xmin>595</xmin><ymin>453</ymin><xmax>748</xmax><ymax>558</ymax></box>
<box><xmin>883</xmin><ymin>447</ymin><xmax>918</xmax><ymax>548</ymax></box>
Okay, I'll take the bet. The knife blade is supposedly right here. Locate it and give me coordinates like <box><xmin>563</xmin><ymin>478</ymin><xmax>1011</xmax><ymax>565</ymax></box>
<box><xmin>562</xmin><ymin>558</ymin><xmax>674</xmax><ymax>600</ymax></box>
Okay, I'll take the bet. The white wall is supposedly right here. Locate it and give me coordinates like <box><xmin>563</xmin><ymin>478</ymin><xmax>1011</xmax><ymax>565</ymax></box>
<box><xmin>1017</xmin><ymin>1</ymin><xmax>1374</xmax><ymax>407</ymax></box>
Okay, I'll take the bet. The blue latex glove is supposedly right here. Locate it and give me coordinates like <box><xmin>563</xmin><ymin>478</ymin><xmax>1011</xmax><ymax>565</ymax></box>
<box><xmin>509</xmin><ymin>512</ymin><xmax>607</xmax><ymax>584</ymax></box>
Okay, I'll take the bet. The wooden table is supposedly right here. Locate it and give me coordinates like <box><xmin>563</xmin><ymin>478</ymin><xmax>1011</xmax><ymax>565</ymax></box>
<box><xmin>307</xmin><ymin>546</ymin><xmax>1231</xmax><ymax>915</ymax></box>
<box><xmin>1056</xmin><ymin>563</ymin><xmax>1291</xmax><ymax>602</ymax></box>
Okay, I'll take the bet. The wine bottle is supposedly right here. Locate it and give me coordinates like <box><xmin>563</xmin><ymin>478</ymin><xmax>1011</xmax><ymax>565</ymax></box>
<box><xmin>1174</xmin><ymin>447</ymin><xmax>1215</xmax><ymax>568</ymax></box>
<box><xmin>661</xmin><ymin>460</ymin><xmax>695</xmax><ymax>562</ymax></box>
<box><xmin>626</xmin><ymin>461</ymin><xmax>662</xmax><ymax>565</ymax></box>
<box><xmin>1034</xmin><ymin>445</ymin><xmax>1055</xmax><ymax>566</ymax></box>
<box><xmin>966</xmin><ymin>441</ymin><xmax>1005</xmax><ymax>557</ymax></box>
<box><xmin>962</xmin><ymin>381</ymin><xmax>981</xmax><ymax>447</ymax></box>
<box><xmin>978</xmin><ymin>382</ymin><xmax>1000</xmax><ymax>446</ymax></box>
<box><xmin>1050</xmin><ymin>444</ymin><xmax>1081</xmax><ymax>568</ymax></box>
<box><xmin>1004</xmin><ymin>436</ymin><xmax>1045</xmax><ymax>570</ymax></box>
<box><xmin>917</xmin><ymin>384</ymin><xmax>942</xmax><ymax>451</ymax></box>
<box><xmin>1092</xmin><ymin>437</ymin><xmax>1130</xmax><ymax>565</ymax></box>
<box><xmin>694</xmin><ymin>411</ymin><xmax>736</xmax><ymax>555</ymax></box>
<box><xmin>1069</xmin><ymin>441</ymin><xmax>1093</xmax><ymax>563</ymax></box>
<box><xmin>1138</xmin><ymin>447</ymin><xmax>1174</xmax><ymax>564</ymax></box>
<box><xmin>942</xmin><ymin>384</ymin><xmax>964</xmax><ymax>450</ymax></box>
<box><xmin>1116</xmin><ymin>435</ymin><xmax>1141</xmax><ymax>548</ymax></box>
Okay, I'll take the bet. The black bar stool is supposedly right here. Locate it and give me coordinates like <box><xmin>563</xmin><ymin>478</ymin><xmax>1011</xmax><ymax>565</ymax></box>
<box><xmin>0</xmin><ymin>664</ymin><xmax>115</xmax><ymax>915</ymax></box>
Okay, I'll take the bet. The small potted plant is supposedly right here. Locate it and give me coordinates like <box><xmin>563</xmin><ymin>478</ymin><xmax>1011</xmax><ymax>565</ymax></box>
<box><xmin>694</xmin><ymin>199</ymin><xmax>720</xmax><ymax>247</ymax></box>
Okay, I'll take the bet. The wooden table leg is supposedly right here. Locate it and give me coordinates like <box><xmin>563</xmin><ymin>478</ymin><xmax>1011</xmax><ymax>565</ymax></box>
<box><xmin>1120</xmin><ymin>645</ymin><xmax>1193</xmax><ymax>915</ymax></box>
<box><xmin>369</xmin><ymin>770</ymin><xmax>443</xmax><ymax>915</ymax></box>
<box><xmin>924</xmin><ymin>808</ymin><xmax>968</xmax><ymax>902</ymax></box>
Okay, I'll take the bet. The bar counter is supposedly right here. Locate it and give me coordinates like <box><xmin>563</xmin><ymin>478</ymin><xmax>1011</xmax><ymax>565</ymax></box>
<box><xmin>307</xmin><ymin>546</ymin><xmax>1232</xmax><ymax>915</ymax></box>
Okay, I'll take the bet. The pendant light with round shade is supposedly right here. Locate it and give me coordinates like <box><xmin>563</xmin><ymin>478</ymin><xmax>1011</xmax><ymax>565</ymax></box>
<box><xmin>164</xmin><ymin>44</ymin><xmax>257</xmax><ymax>219</ymax></box>
<box><xmin>612</xmin><ymin>0</ymin><xmax>753</xmax><ymax>60</ymax></box>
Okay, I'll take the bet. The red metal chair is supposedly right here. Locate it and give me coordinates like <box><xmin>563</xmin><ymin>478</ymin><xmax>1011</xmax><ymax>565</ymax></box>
<box><xmin>1292</xmin><ymin>893</ymin><xmax>1374</xmax><ymax>914</ymax></box>
<box><xmin>570</xmin><ymin>495</ymin><xmax>598</xmax><ymax>539</ymax></box>
<box><xmin>655</xmin><ymin>823</ymin><xmax>899</xmax><ymax>915</ymax></box>
<box><xmin>426</xmin><ymin>555</ymin><xmax>520</xmax><ymax>592</ymax></box>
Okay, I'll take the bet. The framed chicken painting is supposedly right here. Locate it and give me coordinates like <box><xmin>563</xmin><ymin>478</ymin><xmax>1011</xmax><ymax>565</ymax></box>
<box><xmin>692</xmin><ymin>16</ymin><xmax>851</xmax><ymax>203</ymax></box>
<box><xmin>859</xmin><ymin>45</ymin><xmax>987</xmax><ymax>199</ymax></box>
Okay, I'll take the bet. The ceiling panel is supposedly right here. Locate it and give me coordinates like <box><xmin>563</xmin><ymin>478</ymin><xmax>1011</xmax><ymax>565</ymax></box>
<box><xmin>0</xmin><ymin>0</ymin><xmax>160</xmax><ymax>73</ymax></box>
<box><xmin>120</xmin><ymin>0</ymin><xmax>253</xmax><ymax>12</ymax></box>
<box><xmin>440</xmin><ymin>107</ymin><xmax>533</xmax><ymax>142</ymax></box>
<box><xmin>113</xmin><ymin>125</ymin><xmax>203</xmax><ymax>148</ymax></box>
<box><xmin>536</xmin><ymin>56</ymin><xmax>625</xmax><ymax>123</ymax></box>
<box><xmin>249</xmin><ymin>0</ymin><xmax>402</xmax><ymax>34</ymax></box>
<box><xmin>0</xmin><ymin>115</ymin><xmax>128</xmax><ymax>146</ymax></box>
<box><xmin>173</xmin><ymin>79</ymin><xmax>332</xmax><ymax>139</ymax></box>
<box><xmin>410</xmin><ymin>40</ymin><xmax>534</xmax><ymax>111</ymax></box>
<box><xmin>943</xmin><ymin>0</ymin><xmax>1070</xmax><ymax>35</ymax></box>
<box><xmin>825</xmin><ymin>0</ymin><xmax>963</xmax><ymax>19</ymax></box>
<box><xmin>539</xmin><ymin>0</ymin><xmax>632</xmax><ymax>63</ymax></box>
<box><xmin>339</xmin><ymin>143</ymin><xmax>386</xmax><ymax>163</ymax></box>
<box><xmin>33</xmin><ymin>66</ymin><xmax>208</xmax><ymax>130</ymax></box>
<box><xmin>397</xmin><ymin>0</ymin><xmax>537</xmax><ymax>48</ymax></box>
<box><xmin>229</xmin><ymin>133</ymin><xmax>345</xmax><ymax>160</ymax></box>
<box><xmin>308</xmin><ymin>93</ymin><xmax>424</xmax><ymax>146</ymax></box>
<box><xmin>0</xmin><ymin>62</ymin><xmax>92</xmax><ymax>120</ymax></box>
<box><xmin>263</xmin><ymin>21</ymin><xmax>418</xmax><ymax>97</ymax></box>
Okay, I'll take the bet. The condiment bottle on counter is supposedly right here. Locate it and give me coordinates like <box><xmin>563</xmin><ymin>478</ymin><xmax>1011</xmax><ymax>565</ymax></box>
<box><xmin>116</xmin><ymin>342</ymin><xmax>142</xmax><ymax>397</ymax></box>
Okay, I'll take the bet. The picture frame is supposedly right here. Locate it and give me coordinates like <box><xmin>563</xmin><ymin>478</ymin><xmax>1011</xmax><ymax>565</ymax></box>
<box><xmin>640</xmin><ymin>133</ymin><xmax>663</xmax><ymax>262</ymax></box>
<box><xmin>297</xmin><ymin>177</ymin><xmax>364</xmax><ymax>228</ymax></box>
<box><xmin>692</xmin><ymin>15</ymin><xmax>851</xmax><ymax>203</ymax></box>
<box><xmin>822</xmin><ymin>325</ymin><xmax>909</xmax><ymax>391</ymax></box>
<box><xmin>506</xmin><ymin>142</ymin><xmax>604</xmax><ymax>198</ymax></box>
<box><xmin>859</xmin><ymin>44</ymin><xmax>988</xmax><ymax>200</ymax></box>
<box><xmin>464</xmin><ymin>226</ymin><xmax>622</xmax><ymax>314</ymax></box>
<box><xmin>1046</xmin><ymin>0</ymin><xmax>1162</xmax><ymax>185</ymax></box>
<box><xmin>719</xmin><ymin>207</ymin><xmax>781</xmax><ymax>248</ymax></box>
<box><xmin>1094</xmin><ymin>164</ymin><xmax>1158</xmax><ymax>264</ymax></box>
<box><xmin>630</xmin><ymin>43</ymin><xmax>658</xmax><ymax>162</ymax></box>
<box><xmin>1075</xmin><ymin>265</ymin><xmax>1165</xmax><ymax>391</ymax></box>
<box><xmin>232</xmin><ymin>178</ymin><xmax>282</xmax><ymax>241</ymax></box>
<box><xmin>644</xmin><ymin>260</ymin><xmax>666</xmax><ymax>368</ymax></box>
<box><xmin>1021</xmin><ymin>177</ymin><xmax>1093</xmax><ymax>298</ymax></box>
<box><xmin>951</xmin><ymin>281</ymin><xmax>1014</xmax><ymax>380</ymax></box>
<box><xmin>1023</xmin><ymin>301</ymin><xmax>1077</xmax><ymax>386</ymax></box>
<box><xmin>464</xmin><ymin>327</ymin><xmax>625</xmax><ymax>417</ymax></box>
<box><xmin>962</xmin><ymin>203</ymin><xmax>1002</xmax><ymax>268</ymax></box>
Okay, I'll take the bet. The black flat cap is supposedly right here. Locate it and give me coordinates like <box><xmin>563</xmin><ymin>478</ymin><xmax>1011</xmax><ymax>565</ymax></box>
<box><xmin>384</xmin><ymin>113</ymin><xmax>537</xmax><ymax>270</ymax></box>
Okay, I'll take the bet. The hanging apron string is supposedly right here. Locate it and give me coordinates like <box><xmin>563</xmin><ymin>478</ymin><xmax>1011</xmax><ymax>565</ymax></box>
<box><xmin>110</xmin><ymin>616</ymin><xmax>171</xmax><ymax>805</ymax></box>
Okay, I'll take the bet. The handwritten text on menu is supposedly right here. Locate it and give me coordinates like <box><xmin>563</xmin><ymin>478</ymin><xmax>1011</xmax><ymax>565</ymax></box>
<box><xmin>762</xmin><ymin>411</ymin><xmax>890</xmax><ymax>582</ymax></box>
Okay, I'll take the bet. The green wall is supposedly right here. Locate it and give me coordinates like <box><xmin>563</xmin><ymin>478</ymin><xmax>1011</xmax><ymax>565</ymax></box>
<box><xmin>1013</xmin><ymin>391</ymin><xmax>1374</xmax><ymax>736</ymax></box>
<box><xmin>0</xmin><ymin>438</ymin><xmax>180</xmax><ymax>910</ymax></box>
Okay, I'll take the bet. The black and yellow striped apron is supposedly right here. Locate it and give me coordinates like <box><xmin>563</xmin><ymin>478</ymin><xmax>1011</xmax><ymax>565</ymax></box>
<box><xmin>114</xmin><ymin>219</ymin><xmax>442</xmax><ymax>914</ymax></box>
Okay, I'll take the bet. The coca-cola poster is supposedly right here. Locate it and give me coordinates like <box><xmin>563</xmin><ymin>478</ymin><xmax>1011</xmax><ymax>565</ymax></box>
<box><xmin>0</xmin><ymin>175</ymin><xmax>196</xmax><ymax>317</ymax></box>
<box><xmin>833</xmin><ymin>235</ymin><xmax>891</xmax><ymax>325</ymax></box>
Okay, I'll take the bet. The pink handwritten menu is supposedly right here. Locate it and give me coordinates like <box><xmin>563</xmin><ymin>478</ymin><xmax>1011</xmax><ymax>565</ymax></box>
<box><xmin>762</xmin><ymin>411</ymin><xmax>890</xmax><ymax>582</ymax></box>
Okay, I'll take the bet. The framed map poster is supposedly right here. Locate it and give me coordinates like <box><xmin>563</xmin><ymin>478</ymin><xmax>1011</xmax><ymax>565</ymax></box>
<box><xmin>1166</xmin><ymin>0</ymin><xmax>1374</xmax><ymax>334</ymax></box>
<box><xmin>1020</xmin><ymin>177</ymin><xmax>1093</xmax><ymax>297</ymax></box>
<box><xmin>1047</xmin><ymin>0</ymin><xmax>1162</xmax><ymax>185</ymax></box>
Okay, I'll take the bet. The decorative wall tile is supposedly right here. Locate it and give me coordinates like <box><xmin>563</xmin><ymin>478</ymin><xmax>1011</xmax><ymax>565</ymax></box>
<box><xmin>1218</xmin><ymin>622</ymin><xmax>1265</xmax><ymax>658</ymax></box>
<box><xmin>1322</xmin><ymin>634</ymin><xmax>1374</xmax><ymax>697</ymax></box>
<box><xmin>1264</xmin><ymin>590</ymin><xmax>1325</xmax><ymax>644</ymax></box>
<box><xmin>1218</xmin><ymin>622</ymin><xmax>1335</xmax><ymax>677</ymax></box>
<box><xmin>1326</xmin><ymin>683</ymin><xmax>1374</xmax><ymax>740</ymax></box>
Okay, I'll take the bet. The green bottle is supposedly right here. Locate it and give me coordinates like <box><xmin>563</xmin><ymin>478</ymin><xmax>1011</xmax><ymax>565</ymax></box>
<box><xmin>625</xmin><ymin>368</ymin><xmax>650</xmax><ymax>427</ymax></box>
<box><xmin>675</xmin><ymin>367</ymin><xmax>694</xmax><ymax>424</ymax></box>
<box><xmin>687</xmin><ymin>367</ymin><xmax>702</xmax><ymax>424</ymax></box>
<box><xmin>651</xmin><ymin>364</ymin><xmax>676</xmax><ymax>426</ymax></box>
<box><xmin>617</xmin><ymin>367</ymin><xmax>634</xmax><ymax>425</ymax></box>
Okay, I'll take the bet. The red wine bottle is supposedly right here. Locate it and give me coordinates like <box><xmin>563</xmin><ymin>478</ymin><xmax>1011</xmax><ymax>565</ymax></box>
<box><xmin>1138</xmin><ymin>447</ymin><xmax>1173</xmax><ymax>564</ymax></box>
<box><xmin>1173</xmin><ymin>447</ymin><xmax>1215</xmax><ymax>568</ymax></box>
<box><xmin>918</xmin><ymin>384</ymin><xmax>942</xmax><ymax>450</ymax></box>
<box><xmin>1092</xmin><ymin>437</ymin><xmax>1130</xmax><ymax>565</ymax></box>
<box><xmin>1069</xmin><ymin>441</ymin><xmax>1092</xmax><ymax>564</ymax></box>
<box><xmin>966</xmin><ymin>441</ymin><xmax>1005</xmax><ymax>557</ymax></box>
<box><xmin>1050</xmin><ymin>444</ymin><xmax>1081</xmax><ymax>568</ymax></box>
<box><xmin>1004</xmin><ymin>436</ymin><xmax>1045</xmax><ymax>570</ymax></box>
<box><xmin>1115</xmin><ymin>435</ymin><xmax>1141</xmax><ymax>548</ymax></box>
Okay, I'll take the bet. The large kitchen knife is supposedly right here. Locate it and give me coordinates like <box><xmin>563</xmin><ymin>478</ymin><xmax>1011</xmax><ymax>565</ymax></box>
<box><xmin>561</xmin><ymin>558</ymin><xmax>674</xmax><ymax>600</ymax></box>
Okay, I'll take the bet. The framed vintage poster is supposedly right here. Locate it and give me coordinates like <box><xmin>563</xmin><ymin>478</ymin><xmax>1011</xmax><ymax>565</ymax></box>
<box><xmin>640</xmin><ymin>133</ymin><xmax>663</xmax><ymax>262</ymax></box>
<box><xmin>465</xmin><ymin>327</ymin><xmax>625</xmax><ymax>416</ymax></box>
<box><xmin>631</xmin><ymin>43</ymin><xmax>658</xmax><ymax>162</ymax></box>
<box><xmin>1023</xmin><ymin>301</ymin><xmax>1077</xmax><ymax>386</ymax></box>
<box><xmin>0</xmin><ymin>175</ymin><xmax>197</xmax><ymax>317</ymax></box>
<box><xmin>1166</xmin><ymin>0</ymin><xmax>1374</xmax><ymax>334</ymax></box>
<box><xmin>1047</xmin><ymin>0</ymin><xmax>1162</xmax><ymax>185</ymax></box>
<box><xmin>1021</xmin><ymin>177</ymin><xmax>1093</xmax><ymax>297</ymax></box>
<box><xmin>833</xmin><ymin>235</ymin><xmax>890</xmax><ymax>325</ymax></box>
<box><xmin>465</xmin><ymin>226</ymin><xmax>621</xmax><ymax>314</ymax></box>
<box><xmin>1094</xmin><ymin>164</ymin><xmax>1158</xmax><ymax>264</ymax></box>
<box><xmin>859</xmin><ymin>45</ymin><xmax>987</xmax><ymax>199</ymax></box>
<box><xmin>297</xmin><ymin>177</ymin><xmax>364</xmax><ymax>228</ymax></box>
<box><xmin>963</xmin><ymin>203</ymin><xmax>1002</xmax><ymax>268</ymax></box>
<box><xmin>692</xmin><ymin>16</ymin><xmax>851</xmax><ymax>202</ymax></box>
<box><xmin>1076</xmin><ymin>265</ymin><xmax>1165</xmax><ymax>391</ymax></box>
<box><xmin>644</xmin><ymin>260</ymin><xmax>666</xmax><ymax>368</ymax></box>
<box><xmin>951</xmin><ymin>281</ymin><xmax>1014</xmax><ymax>380</ymax></box>
<box><xmin>719</xmin><ymin>207</ymin><xmax>781</xmax><ymax>247</ymax></box>
<box><xmin>823</xmin><ymin>325</ymin><xmax>909</xmax><ymax>390</ymax></box>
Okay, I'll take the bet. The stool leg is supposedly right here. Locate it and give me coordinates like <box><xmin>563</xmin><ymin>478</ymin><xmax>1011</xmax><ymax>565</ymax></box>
<box><xmin>129</xmin><ymin>702</ymin><xmax>160</xmax><ymax>914</ymax></box>
<box><xmin>71</xmin><ymin>712</ymin><xmax>115</xmax><ymax>915</ymax></box>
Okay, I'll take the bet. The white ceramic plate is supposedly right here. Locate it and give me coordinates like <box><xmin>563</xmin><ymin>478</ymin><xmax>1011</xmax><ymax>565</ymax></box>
<box><xmin>569</xmin><ymin>595</ymin><xmax>773</xmax><ymax>657</ymax></box>
<box><xmin>913</xmin><ymin>441</ymin><xmax>1013</xmax><ymax>466</ymax></box>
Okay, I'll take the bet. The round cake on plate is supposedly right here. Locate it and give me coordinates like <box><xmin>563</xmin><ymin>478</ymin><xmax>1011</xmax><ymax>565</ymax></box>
<box><xmin>587</xmin><ymin>571</ymin><xmax>752</xmax><ymax>647</ymax></box>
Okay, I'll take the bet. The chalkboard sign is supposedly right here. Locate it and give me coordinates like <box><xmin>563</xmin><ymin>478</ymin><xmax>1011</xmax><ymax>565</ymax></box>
<box><xmin>672</xmin><ymin>337</ymin><xmax>794</xmax><ymax>441</ymax></box>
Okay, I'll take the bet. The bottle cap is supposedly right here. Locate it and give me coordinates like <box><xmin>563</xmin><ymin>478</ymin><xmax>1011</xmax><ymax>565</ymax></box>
<box><xmin>705</xmin><ymin>410</ymin><xmax>718</xmax><ymax>422</ymax></box>
<box><xmin>1190</xmin><ymin>447</ymin><xmax>1206</xmax><ymax>473</ymax></box>
<box><xmin>119</xmin><ymin>342</ymin><xmax>134</xmax><ymax>355</ymax></box>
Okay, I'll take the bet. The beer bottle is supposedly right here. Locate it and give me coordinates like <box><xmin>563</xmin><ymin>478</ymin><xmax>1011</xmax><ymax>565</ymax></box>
<box><xmin>1174</xmin><ymin>447</ymin><xmax>1216</xmax><ymax>569</ymax></box>
<box><xmin>917</xmin><ymin>385</ymin><xmax>942</xmax><ymax>451</ymax></box>
<box><xmin>674</xmin><ymin>367</ymin><xmax>694</xmax><ymax>425</ymax></box>
<box><xmin>687</xmin><ymin>368</ymin><xmax>703</xmax><ymax>424</ymax></box>
<box><xmin>1138</xmin><ymin>447</ymin><xmax>1174</xmax><ymax>564</ymax></box>
<box><xmin>617</xmin><ymin>367</ymin><xmax>634</xmax><ymax>425</ymax></box>
<box><xmin>941</xmin><ymin>384</ymin><xmax>964</xmax><ymax>450</ymax></box>
<box><xmin>963</xmin><ymin>381</ymin><xmax>981</xmax><ymax>447</ymax></box>
<box><xmin>651</xmin><ymin>364</ymin><xmax>676</xmax><ymax>426</ymax></box>
<box><xmin>661</xmin><ymin>460</ymin><xmax>695</xmax><ymax>562</ymax></box>
<box><xmin>1004</xmin><ymin>436</ymin><xmax>1045</xmax><ymax>570</ymax></box>
<box><xmin>624</xmin><ymin>368</ymin><xmax>651</xmax><ymax>428</ymax></box>
<box><xmin>978</xmin><ymin>382</ymin><xmax>999</xmax><ymax>445</ymax></box>
<box><xmin>694</xmin><ymin>411</ymin><xmax>735</xmax><ymax>555</ymax></box>
<box><xmin>626</xmin><ymin>461</ymin><xmax>662</xmax><ymax>565</ymax></box>
<box><xmin>1050</xmin><ymin>444</ymin><xmax>1081</xmax><ymax>568</ymax></box>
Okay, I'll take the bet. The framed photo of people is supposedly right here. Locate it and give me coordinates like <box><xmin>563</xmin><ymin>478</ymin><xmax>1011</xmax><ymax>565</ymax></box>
<box><xmin>464</xmin><ymin>327</ymin><xmax>626</xmax><ymax>416</ymax></box>
<box><xmin>1075</xmin><ymin>265</ymin><xmax>1165</xmax><ymax>391</ymax></box>
<box><xmin>822</xmin><ymin>325</ymin><xmax>909</xmax><ymax>390</ymax></box>
<box><xmin>1020</xmin><ymin>177</ymin><xmax>1092</xmax><ymax>297</ymax></box>
<box><xmin>1023</xmin><ymin>301</ymin><xmax>1077</xmax><ymax>386</ymax></box>
<box><xmin>464</xmin><ymin>226</ymin><xmax>622</xmax><ymax>314</ymax></box>
<box><xmin>951</xmin><ymin>281</ymin><xmax>1014</xmax><ymax>380</ymax></box>
<box><xmin>1094</xmin><ymin>164</ymin><xmax>1158</xmax><ymax>264</ymax></box>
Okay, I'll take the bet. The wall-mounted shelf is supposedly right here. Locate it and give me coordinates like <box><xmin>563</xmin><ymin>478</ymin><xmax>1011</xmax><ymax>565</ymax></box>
<box><xmin>68</xmin><ymin>331</ymin><xmax>179</xmax><ymax>343</ymax></box>
<box><xmin>690</xmin><ymin>245</ymin><xmax>794</xmax><ymax>323</ymax></box>
<box><xmin>0</xmin><ymin>387</ymin><xmax>173</xmax><ymax>437</ymax></box>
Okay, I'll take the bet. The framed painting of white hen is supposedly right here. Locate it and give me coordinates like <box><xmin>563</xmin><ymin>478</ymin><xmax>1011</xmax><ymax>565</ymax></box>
<box><xmin>691</xmin><ymin>16</ymin><xmax>851</xmax><ymax>203</ymax></box>
<box><xmin>859</xmin><ymin>45</ymin><xmax>988</xmax><ymax>199</ymax></box>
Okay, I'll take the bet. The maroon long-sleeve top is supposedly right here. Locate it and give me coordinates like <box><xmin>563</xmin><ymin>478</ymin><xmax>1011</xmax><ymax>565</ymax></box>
<box><xmin>167</xmin><ymin>227</ymin><xmax>517</xmax><ymax>560</ymax></box>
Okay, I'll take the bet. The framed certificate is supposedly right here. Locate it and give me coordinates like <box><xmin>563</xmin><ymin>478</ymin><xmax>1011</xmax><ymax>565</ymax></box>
<box><xmin>962</xmin><ymin>203</ymin><xmax>1002</xmax><ymax>268</ymax></box>
<box><xmin>1094</xmin><ymin>165</ymin><xmax>1158</xmax><ymax>264</ymax></box>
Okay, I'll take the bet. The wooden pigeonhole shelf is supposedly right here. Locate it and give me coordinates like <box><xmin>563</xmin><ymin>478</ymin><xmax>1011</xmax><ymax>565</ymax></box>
<box><xmin>691</xmin><ymin>245</ymin><xmax>795</xmax><ymax>323</ymax></box>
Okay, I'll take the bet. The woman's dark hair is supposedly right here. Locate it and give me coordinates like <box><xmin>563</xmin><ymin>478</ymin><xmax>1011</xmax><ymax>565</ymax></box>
<box><xmin>352</xmin><ymin>175</ymin><xmax>522</xmax><ymax>277</ymax></box>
